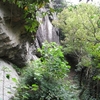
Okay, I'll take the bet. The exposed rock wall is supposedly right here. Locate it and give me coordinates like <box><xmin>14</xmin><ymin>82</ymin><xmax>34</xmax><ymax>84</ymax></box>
<box><xmin>36</xmin><ymin>7</ymin><xmax>59</xmax><ymax>47</ymax></box>
<box><xmin>0</xmin><ymin>59</ymin><xmax>19</xmax><ymax>100</ymax></box>
<box><xmin>0</xmin><ymin>1</ymin><xmax>59</xmax><ymax>99</ymax></box>
<box><xmin>0</xmin><ymin>1</ymin><xmax>59</xmax><ymax>67</ymax></box>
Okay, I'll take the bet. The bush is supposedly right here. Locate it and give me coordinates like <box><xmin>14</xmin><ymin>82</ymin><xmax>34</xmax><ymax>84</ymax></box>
<box><xmin>12</xmin><ymin>42</ymin><xmax>72</xmax><ymax>100</ymax></box>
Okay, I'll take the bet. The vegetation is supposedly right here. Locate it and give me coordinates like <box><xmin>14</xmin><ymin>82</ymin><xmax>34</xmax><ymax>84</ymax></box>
<box><xmin>2</xmin><ymin>0</ymin><xmax>100</xmax><ymax>99</ymax></box>
<box><xmin>2</xmin><ymin>0</ymin><xmax>51</xmax><ymax>33</ymax></box>
<box><xmin>12</xmin><ymin>42</ymin><xmax>80</xmax><ymax>100</ymax></box>
<box><xmin>53</xmin><ymin>3</ymin><xmax>100</xmax><ymax>100</ymax></box>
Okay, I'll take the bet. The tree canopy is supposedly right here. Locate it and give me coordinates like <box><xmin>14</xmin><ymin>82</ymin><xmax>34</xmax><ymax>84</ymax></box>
<box><xmin>54</xmin><ymin>3</ymin><xmax>100</xmax><ymax>67</ymax></box>
<box><xmin>53</xmin><ymin>3</ymin><xmax>100</xmax><ymax>99</ymax></box>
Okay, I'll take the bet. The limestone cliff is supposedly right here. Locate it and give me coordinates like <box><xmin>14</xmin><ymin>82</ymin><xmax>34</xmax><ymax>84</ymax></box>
<box><xmin>0</xmin><ymin>1</ymin><xmax>59</xmax><ymax>67</ymax></box>
<box><xmin>0</xmin><ymin>1</ymin><xmax>59</xmax><ymax>99</ymax></box>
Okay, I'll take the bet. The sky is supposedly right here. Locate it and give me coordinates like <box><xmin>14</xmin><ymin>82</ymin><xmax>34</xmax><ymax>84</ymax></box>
<box><xmin>65</xmin><ymin>0</ymin><xmax>100</xmax><ymax>6</ymax></box>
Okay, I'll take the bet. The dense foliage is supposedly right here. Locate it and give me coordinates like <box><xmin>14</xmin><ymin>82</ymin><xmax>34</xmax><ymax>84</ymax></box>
<box><xmin>53</xmin><ymin>3</ymin><xmax>100</xmax><ymax>99</ymax></box>
<box><xmin>12</xmin><ymin>42</ymin><xmax>78</xmax><ymax>100</ymax></box>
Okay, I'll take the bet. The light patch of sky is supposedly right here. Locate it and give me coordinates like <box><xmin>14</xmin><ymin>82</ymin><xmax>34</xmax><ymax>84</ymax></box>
<box><xmin>65</xmin><ymin>0</ymin><xmax>100</xmax><ymax>6</ymax></box>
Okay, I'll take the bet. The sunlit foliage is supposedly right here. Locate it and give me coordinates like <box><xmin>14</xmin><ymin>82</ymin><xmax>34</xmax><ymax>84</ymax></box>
<box><xmin>54</xmin><ymin>3</ymin><xmax>100</xmax><ymax>68</ymax></box>
<box><xmin>53</xmin><ymin>3</ymin><xmax>100</xmax><ymax>99</ymax></box>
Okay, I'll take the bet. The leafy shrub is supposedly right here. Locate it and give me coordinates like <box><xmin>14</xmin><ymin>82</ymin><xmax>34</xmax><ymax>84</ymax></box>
<box><xmin>12</xmin><ymin>42</ymin><xmax>72</xmax><ymax>100</ymax></box>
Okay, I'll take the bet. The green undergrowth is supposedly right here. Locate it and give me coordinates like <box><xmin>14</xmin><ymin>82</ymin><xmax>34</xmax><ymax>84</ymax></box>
<box><xmin>11</xmin><ymin>42</ymin><xmax>79</xmax><ymax>100</ymax></box>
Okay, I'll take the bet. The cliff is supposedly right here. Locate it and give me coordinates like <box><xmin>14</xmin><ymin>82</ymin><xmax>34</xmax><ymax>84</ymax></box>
<box><xmin>0</xmin><ymin>1</ymin><xmax>59</xmax><ymax>99</ymax></box>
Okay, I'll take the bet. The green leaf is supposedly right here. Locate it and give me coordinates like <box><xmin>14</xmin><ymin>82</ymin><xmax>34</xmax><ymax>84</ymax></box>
<box><xmin>7</xmin><ymin>91</ymin><xmax>12</xmax><ymax>94</ymax></box>
<box><xmin>32</xmin><ymin>84</ymin><xmax>39</xmax><ymax>91</ymax></box>
<box><xmin>50</xmin><ymin>8</ymin><xmax>55</xmax><ymax>13</ymax></box>
<box><xmin>12</xmin><ymin>78</ymin><xmax>17</xmax><ymax>83</ymax></box>
<box><xmin>23</xmin><ymin>85</ymin><xmax>29</xmax><ymax>89</ymax></box>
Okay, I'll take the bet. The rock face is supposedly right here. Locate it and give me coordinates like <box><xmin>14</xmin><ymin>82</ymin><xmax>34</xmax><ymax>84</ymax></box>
<box><xmin>36</xmin><ymin>8</ymin><xmax>59</xmax><ymax>47</ymax></box>
<box><xmin>0</xmin><ymin>59</ymin><xmax>19</xmax><ymax>100</ymax></box>
<box><xmin>0</xmin><ymin>1</ymin><xmax>59</xmax><ymax>67</ymax></box>
<box><xmin>0</xmin><ymin>1</ymin><xmax>60</xmax><ymax>99</ymax></box>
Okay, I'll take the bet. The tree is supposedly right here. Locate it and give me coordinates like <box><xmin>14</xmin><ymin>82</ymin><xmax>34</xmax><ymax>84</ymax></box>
<box><xmin>53</xmin><ymin>3</ymin><xmax>100</xmax><ymax>99</ymax></box>
<box><xmin>54</xmin><ymin>3</ymin><xmax>100</xmax><ymax>67</ymax></box>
